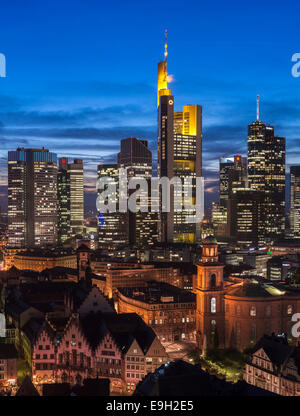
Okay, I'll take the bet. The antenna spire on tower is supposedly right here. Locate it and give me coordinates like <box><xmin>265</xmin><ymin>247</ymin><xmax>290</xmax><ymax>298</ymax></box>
<box><xmin>164</xmin><ymin>29</ymin><xmax>168</xmax><ymax>61</ymax></box>
<box><xmin>257</xmin><ymin>94</ymin><xmax>259</xmax><ymax>121</ymax></box>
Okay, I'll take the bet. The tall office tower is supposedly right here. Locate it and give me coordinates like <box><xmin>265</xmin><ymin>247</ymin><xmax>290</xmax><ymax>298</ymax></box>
<box><xmin>216</xmin><ymin>155</ymin><xmax>247</xmax><ymax>240</ymax></box>
<box><xmin>219</xmin><ymin>157</ymin><xmax>234</xmax><ymax>208</ymax></box>
<box><xmin>8</xmin><ymin>148</ymin><xmax>57</xmax><ymax>248</ymax></box>
<box><xmin>57</xmin><ymin>158</ymin><xmax>84</xmax><ymax>243</ymax></box>
<box><xmin>227</xmin><ymin>189</ymin><xmax>265</xmax><ymax>246</ymax></box>
<box><xmin>157</xmin><ymin>33</ymin><xmax>202</xmax><ymax>243</ymax></box>
<box><xmin>219</xmin><ymin>155</ymin><xmax>248</xmax><ymax>208</ymax></box>
<box><xmin>248</xmin><ymin>96</ymin><xmax>286</xmax><ymax>243</ymax></box>
<box><xmin>290</xmin><ymin>166</ymin><xmax>300</xmax><ymax>238</ymax></box>
<box><xmin>212</xmin><ymin>202</ymin><xmax>227</xmax><ymax>239</ymax></box>
<box><xmin>97</xmin><ymin>164</ymin><xmax>128</xmax><ymax>247</ymax></box>
<box><xmin>118</xmin><ymin>137</ymin><xmax>158</xmax><ymax>247</ymax></box>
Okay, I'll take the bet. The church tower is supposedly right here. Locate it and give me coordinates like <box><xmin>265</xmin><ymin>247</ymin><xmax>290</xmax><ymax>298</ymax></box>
<box><xmin>194</xmin><ymin>236</ymin><xmax>225</xmax><ymax>352</ymax></box>
<box><xmin>76</xmin><ymin>244</ymin><xmax>91</xmax><ymax>281</ymax></box>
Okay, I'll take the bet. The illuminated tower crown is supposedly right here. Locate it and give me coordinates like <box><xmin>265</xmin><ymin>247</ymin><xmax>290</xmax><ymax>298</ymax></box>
<box><xmin>157</xmin><ymin>30</ymin><xmax>171</xmax><ymax>107</ymax></box>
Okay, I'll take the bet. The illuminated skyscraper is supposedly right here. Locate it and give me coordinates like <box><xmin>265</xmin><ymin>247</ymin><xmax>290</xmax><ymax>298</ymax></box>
<box><xmin>118</xmin><ymin>137</ymin><xmax>158</xmax><ymax>247</ymax></box>
<box><xmin>247</xmin><ymin>96</ymin><xmax>286</xmax><ymax>243</ymax></box>
<box><xmin>57</xmin><ymin>158</ymin><xmax>84</xmax><ymax>243</ymax></box>
<box><xmin>219</xmin><ymin>155</ymin><xmax>247</xmax><ymax>208</ymax></box>
<box><xmin>8</xmin><ymin>148</ymin><xmax>57</xmax><ymax>248</ymax></box>
<box><xmin>227</xmin><ymin>189</ymin><xmax>264</xmax><ymax>246</ymax></box>
<box><xmin>157</xmin><ymin>32</ymin><xmax>202</xmax><ymax>243</ymax></box>
<box><xmin>216</xmin><ymin>155</ymin><xmax>248</xmax><ymax>240</ymax></box>
<box><xmin>290</xmin><ymin>166</ymin><xmax>300</xmax><ymax>238</ymax></box>
<box><xmin>97</xmin><ymin>164</ymin><xmax>128</xmax><ymax>247</ymax></box>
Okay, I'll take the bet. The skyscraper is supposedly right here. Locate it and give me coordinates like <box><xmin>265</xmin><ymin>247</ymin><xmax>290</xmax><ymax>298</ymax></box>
<box><xmin>97</xmin><ymin>164</ymin><xmax>128</xmax><ymax>247</ymax></box>
<box><xmin>247</xmin><ymin>96</ymin><xmax>286</xmax><ymax>243</ymax></box>
<box><xmin>8</xmin><ymin>148</ymin><xmax>57</xmax><ymax>248</ymax></box>
<box><xmin>290</xmin><ymin>166</ymin><xmax>300</xmax><ymax>238</ymax></box>
<box><xmin>227</xmin><ymin>189</ymin><xmax>265</xmax><ymax>246</ymax></box>
<box><xmin>219</xmin><ymin>155</ymin><xmax>247</xmax><ymax>208</ymax></box>
<box><xmin>118</xmin><ymin>137</ymin><xmax>158</xmax><ymax>247</ymax></box>
<box><xmin>157</xmin><ymin>33</ymin><xmax>202</xmax><ymax>243</ymax></box>
<box><xmin>57</xmin><ymin>158</ymin><xmax>84</xmax><ymax>243</ymax></box>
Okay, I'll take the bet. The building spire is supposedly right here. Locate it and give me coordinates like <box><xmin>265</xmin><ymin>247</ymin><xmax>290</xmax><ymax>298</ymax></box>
<box><xmin>164</xmin><ymin>29</ymin><xmax>168</xmax><ymax>61</ymax></box>
<box><xmin>257</xmin><ymin>94</ymin><xmax>259</xmax><ymax>121</ymax></box>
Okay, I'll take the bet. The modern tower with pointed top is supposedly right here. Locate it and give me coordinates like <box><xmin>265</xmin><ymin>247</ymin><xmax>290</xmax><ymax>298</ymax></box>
<box><xmin>157</xmin><ymin>31</ymin><xmax>202</xmax><ymax>243</ymax></box>
<box><xmin>157</xmin><ymin>30</ymin><xmax>171</xmax><ymax>108</ymax></box>
<box><xmin>247</xmin><ymin>96</ymin><xmax>286</xmax><ymax>244</ymax></box>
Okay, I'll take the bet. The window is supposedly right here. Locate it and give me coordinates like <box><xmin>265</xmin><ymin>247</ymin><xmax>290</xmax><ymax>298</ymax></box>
<box><xmin>211</xmin><ymin>297</ymin><xmax>216</xmax><ymax>314</ymax></box>
<box><xmin>250</xmin><ymin>324</ymin><xmax>256</xmax><ymax>342</ymax></box>
<box><xmin>211</xmin><ymin>320</ymin><xmax>216</xmax><ymax>335</ymax></box>
<box><xmin>210</xmin><ymin>274</ymin><xmax>216</xmax><ymax>289</ymax></box>
<box><xmin>287</xmin><ymin>305</ymin><xmax>293</xmax><ymax>315</ymax></box>
<box><xmin>250</xmin><ymin>306</ymin><xmax>256</xmax><ymax>317</ymax></box>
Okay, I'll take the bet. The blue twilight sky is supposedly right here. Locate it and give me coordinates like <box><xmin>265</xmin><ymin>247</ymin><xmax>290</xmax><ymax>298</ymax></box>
<box><xmin>0</xmin><ymin>0</ymin><xmax>300</xmax><ymax>211</ymax></box>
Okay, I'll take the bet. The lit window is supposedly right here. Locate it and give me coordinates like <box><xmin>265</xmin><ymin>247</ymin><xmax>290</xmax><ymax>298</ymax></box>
<box><xmin>250</xmin><ymin>306</ymin><xmax>256</xmax><ymax>317</ymax></box>
<box><xmin>211</xmin><ymin>297</ymin><xmax>216</xmax><ymax>314</ymax></box>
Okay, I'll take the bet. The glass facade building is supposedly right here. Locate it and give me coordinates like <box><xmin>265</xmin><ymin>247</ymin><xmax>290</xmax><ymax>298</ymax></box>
<box><xmin>8</xmin><ymin>148</ymin><xmax>57</xmax><ymax>248</ymax></box>
<box><xmin>290</xmin><ymin>166</ymin><xmax>300</xmax><ymax>238</ymax></box>
<box><xmin>57</xmin><ymin>158</ymin><xmax>84</xmax><ymax>243</ymax></box>
<box><xmin>248</xmin><ymin>120</ymin><xmax>286</xmax><ymax>243</ymax></box>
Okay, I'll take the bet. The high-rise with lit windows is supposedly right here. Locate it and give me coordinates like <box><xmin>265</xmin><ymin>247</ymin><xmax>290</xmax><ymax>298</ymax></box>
<box><xmin>118</xmin><ymin>137</ymin><xmax>158</xmax><ymax>247</ymax></box>
<box><xmin>157</xmin><ymin>32</ymin><xmax>202</xmax><ymax>243</ymax></box>
<box><xmin>8</xmin><ymin>148</ymin><xmax>57</xmax><ymax>248</ymax></box>
<box><xmin>57</xmin><ymin>158</ymin><xmax>84</xmax><ymax>243</ymax></box>
<box><xmin>219</xmin><ymin>155</ymin><xmax>247</xmax><ymax>208</ymax></box>
<box><xmin>97</xmin><ymin>164</ymin><xmax>128</xmax><ymax>247</ymax></box>
<box><xmin>290</xmin><ymin>166</ymin><xmax>300</xmax><ymax>238</ymax></box>
<box><xmin>227</xmin><ymin>189</ymin><xmax>265</xmax><ymax>246</ymax></box>
<box><xmin>247</xmin><ymin>96</ymin><xmax>286</xmax><ymax>243</ymax></box>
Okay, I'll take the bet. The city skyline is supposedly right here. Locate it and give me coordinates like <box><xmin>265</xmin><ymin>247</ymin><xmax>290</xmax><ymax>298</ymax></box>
<box><xmin>0</xmin><ymin>1</ymin><xmax>300</xmax><ymax>212</ymax></box>
<box><xmin>2</xmin><ymin>2</ymin><xmax>300</xmax><ymax>399</ymax></box>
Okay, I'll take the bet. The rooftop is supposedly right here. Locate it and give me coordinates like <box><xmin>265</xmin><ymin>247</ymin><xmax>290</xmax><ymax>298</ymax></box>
<box><xmin>226</xmin><ymin>279</ymin><xmax>290</xmax><ymax>298</ymax></box>
<box><xmin>15</xmin><ymin>247</ymin><xmax>75</xmax><ymax>258</ymax></box>
<box><xmin>117</xmin><ymin>282</ymin><xmax>196</xmax><ymax>305</ymax></box>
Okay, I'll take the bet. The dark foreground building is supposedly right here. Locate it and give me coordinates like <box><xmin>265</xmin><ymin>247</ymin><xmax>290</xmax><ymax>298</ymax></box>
<box><xmin>134</xmin><ymin>359</ymin><xmax>275</xmax><ymax>396</ymax></box>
